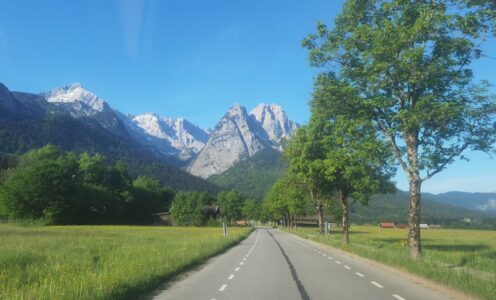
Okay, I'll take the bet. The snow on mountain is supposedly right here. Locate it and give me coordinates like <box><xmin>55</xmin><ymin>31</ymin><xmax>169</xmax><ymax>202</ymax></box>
<box><xmin>42</xmin><ymin>82</ymin><xmax>110</xmax><ymax>117</ymax></box>
<box><xmin>132</xmin><ymin>113</ymin><xmax>209</xmax><ymax>160</ymax></box>
<box><xmin>39</xmin><ymin>83</ymin><xmax>298</xmax><ymax>173</ymax></box>
<box><xmin>187</xmin><ymin>103</ymin><xmax>298</xmax><ymax>178</ymax></box>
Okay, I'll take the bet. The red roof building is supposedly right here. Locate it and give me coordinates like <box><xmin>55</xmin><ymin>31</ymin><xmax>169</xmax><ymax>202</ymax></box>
<box><xmin>379</xmin><ymin>222</ymin><xmax>395</xmax><ymax>228</ymax></box>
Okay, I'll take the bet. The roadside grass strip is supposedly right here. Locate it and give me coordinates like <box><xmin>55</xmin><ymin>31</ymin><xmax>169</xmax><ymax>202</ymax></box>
<box><xmin>0</xmin><ymin>225</ymin><xmax>252</xmax><ymax>300</ymax></box>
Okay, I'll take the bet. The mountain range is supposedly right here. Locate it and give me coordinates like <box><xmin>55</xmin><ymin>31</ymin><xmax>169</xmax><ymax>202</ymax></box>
<box><xmin>1</xmin><ymin>81</ymin><xmax>495</xmax><ymax>225</ymax></box>
<box><xmin>0</xmin><ymin>82</ymin><xmax>218</xmax><ymax>192</ymax></box>
<box><xmin>0</xmin><ymin>82</ymin><xmax>298</xmax><ymax>178</ymax></box>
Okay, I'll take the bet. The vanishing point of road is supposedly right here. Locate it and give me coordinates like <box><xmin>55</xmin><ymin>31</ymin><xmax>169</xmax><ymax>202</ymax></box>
<box><xmin>152</xmin><ymin>228</ymin><xmax>464</xmax><ymax>300</ymax></box>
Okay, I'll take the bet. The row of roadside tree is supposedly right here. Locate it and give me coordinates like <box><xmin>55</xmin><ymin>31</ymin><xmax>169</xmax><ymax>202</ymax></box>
<box><xmin>264</xmin><ymin>0</ymin><xmax>496</xmax><ymax>259</ymax></box>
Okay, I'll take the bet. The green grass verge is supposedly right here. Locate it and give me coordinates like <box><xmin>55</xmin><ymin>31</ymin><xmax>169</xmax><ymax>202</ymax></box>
<box><xmin>288</xmin><ymin>226</ymin><xmax>495</xmax><ymax>300</ymax></box>
<box><xmin>0</xmin><ymin>225</ymin><xmax>252</xmax><ymax>299</ymax></box>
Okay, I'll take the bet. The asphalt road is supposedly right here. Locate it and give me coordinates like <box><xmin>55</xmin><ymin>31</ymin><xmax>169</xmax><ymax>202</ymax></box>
<box><xmin>152</xmin><ymin>228</ymin><xmax>461</xmax><ymax>300</ymax></box>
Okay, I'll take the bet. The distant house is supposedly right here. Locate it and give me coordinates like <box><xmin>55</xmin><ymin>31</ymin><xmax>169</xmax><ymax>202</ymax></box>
<box><xmin>153</xmin><ymin>211</ymin><xmax>174</xmax><ymax>225</ymax></box>
<box><xmin>296</xmin><ymin>216</ymin><xmax>319</xmax><ymax>227</ymax></box>
<box><xmin>236</xmin><ymin>220</ymin><xmax>247</xmax><ymax>226</ymax></box>
<box><xmin>419</xmin><ymin>224</ymin><xmax>430</xmax><ymax>229</ymax></box>
<box><xmin>202</xmin><ymin>205</ymin><xmax>220</xmax><ymax>218</ymax></box>
<box><xmin>429</xmin><ymin>224</ymin><xmax>441</xmax><ymax>229</ymax></box>
<box><xmin>379</xmin><ymin>222</ymin><xmax>395</xmax><ymax>228</ymax></box>
<box><xmin>395</xmin><ymin>224</ymin><xmax>408</xmax><ymax>229</ymax></box>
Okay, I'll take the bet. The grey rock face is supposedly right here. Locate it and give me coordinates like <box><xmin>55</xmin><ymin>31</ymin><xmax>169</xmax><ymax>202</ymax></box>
<box><xmin>250</xmin><ymin>103</ymin><xmax>299</xmax><ymax>150</ymax></box>
<box><xmin>187</xmin><ymin>103</ymin><xmax>297</xmax><ymax>178</ymax></box>
<box><xmin>131</xmin><ymin>113</ymin><xmax>209</xmax><ymax>160</ymax></box>
<box><xmin>38</xmin><ymin>82</ymin><xmax>298</xmax><ymax>174</ymax></box>
<box><xmin>41</xmin><ymin>83</ymin><xmax>208</xmax><ymax>162</ymax></box>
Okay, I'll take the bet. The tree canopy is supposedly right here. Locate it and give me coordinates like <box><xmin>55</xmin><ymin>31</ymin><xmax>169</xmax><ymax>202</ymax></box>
<box><xmin>0</xmin><ymin>145</ymin><xmax>175</xmax><ymax>225</ymax></box>
<box><xmin>303</xmin><ymin>0</ymin><xmax>496</xmax><ymax>257</ymax></box>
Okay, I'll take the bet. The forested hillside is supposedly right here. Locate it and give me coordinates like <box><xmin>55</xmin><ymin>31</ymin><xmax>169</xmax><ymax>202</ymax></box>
<box><xmin>208</xmin><ymin>148</ymin><xmax>287</xmax><ymax>200</ymax></box>
<box><xmin>349</xmin><ymin>191</ymin><xmax>496</xmax><ymax>229</ymax></box>
<box><xmin>0</xmin><ymin>83</ymin><xmax>220</xmax><ymax>194</ymax></box>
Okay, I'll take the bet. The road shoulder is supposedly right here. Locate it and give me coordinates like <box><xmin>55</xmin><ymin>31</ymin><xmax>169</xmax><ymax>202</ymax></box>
<box><xmin>284</xmin><ymin>229</ymin><xmax>480</xmax><ymax>300</ymax></box>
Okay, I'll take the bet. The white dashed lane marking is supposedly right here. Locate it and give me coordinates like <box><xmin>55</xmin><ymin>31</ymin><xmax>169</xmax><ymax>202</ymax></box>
<box><xmin>235</xmin><ymin>267</ymin><xmax>240</xmax><ymax>272</ymax></box>
<box><xmin>287</xmin><ymin>233</ymin><xmax>411</xmax><ymax>300</ymax></box>
<box><xmin>228</xmin><ymin>274</ymin><xmax>235</xmax><ymax>280</ymax></box>
<box><xmin>239</xmin><ymin>262</ymin><xmax>244</xmax><ymax>265</ymax></box>
<box><xmin>219</xmin><ymin>284</ymin><xmax>227</xmax><ymax>292</ymax></box>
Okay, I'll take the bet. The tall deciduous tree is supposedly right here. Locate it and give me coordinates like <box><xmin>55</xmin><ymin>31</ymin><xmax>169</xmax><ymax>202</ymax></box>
<box><xmin>303</xmin><ymin>0</ymin><xmax>496</xmax><ymax>257</ymax></box>
<box><xmin>263</xmin><ymin>175</ymin><xmax>312</xmax><ymax>229</ymax></box>
<box><xmin>171</xmin><ymin>192</ymin><xmax>214</xmax><ymax>226</ymax></box>
<box><xmin>310</xmin><ymin>114</ymin><xmax>395</xmax><ymax>243</ymax></box>
<box><xmin>242</xmin><ymin>199</ymin><xmax>261</xmax><ymax>222</ymax></box>
<box><xmin>0</xmin><ymin>145</ymin><xmax>78</xmax><ymax>223</ymax></box>
<box><xmin>218</xmin><ymin>190</ymin><xmax>245</xmax><ymax>224</ymax></box>
<box><xmin>286</xmin><ymin>125</ymin><xmax>334</xmax><ymax>234</ymax></box>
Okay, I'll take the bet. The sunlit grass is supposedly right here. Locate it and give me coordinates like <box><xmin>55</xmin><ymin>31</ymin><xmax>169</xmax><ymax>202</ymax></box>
<box><xmin>0</xmin><ymin>225</ymin><xmax>251</xmax><ymax>300</ymax></box>
<box><xmin>289</xmin><ymin>226</ymin><xmax>496</xmax><ymax>300</ymax></box>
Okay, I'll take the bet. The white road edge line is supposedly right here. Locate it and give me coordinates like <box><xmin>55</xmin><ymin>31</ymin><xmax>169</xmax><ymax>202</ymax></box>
<box><xmin>371</xmin><ymin>281</ymin><xmax>384</xmax><ymax>288</ymax></box>
<box><xmin>219</xmin><ymin>284</ymin><xmax>228</xmax><ymax>292</ymax></box>
<box><xmin>393</xmin><ymin>294</ymin><xmax>406</xmax><ymax>300</ymax></box>
<box><xmin>344</xmin><ymin>265</ymin><xmax>351</xmax><ymax>270</ymax></box>
<box><xmin>228</xmin><ymin>274</ymin><xmax>235</xmax><ymax>280</ymax></box>
<box><xmin>355</xmin><ymin>272</ymin><xmax>364</xmax><ymax>277</ymax></box>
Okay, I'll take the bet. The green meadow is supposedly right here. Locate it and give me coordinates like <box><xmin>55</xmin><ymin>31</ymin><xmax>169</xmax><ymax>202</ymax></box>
<box><xmin>0</xmin><ymin>225</ymin><xmax>251</xmax><ymax>300</ymax></box>
<box><xmin>291</xmin><ymin>226</ymin><xmax>496</xmax><ymax>300</ymax></box>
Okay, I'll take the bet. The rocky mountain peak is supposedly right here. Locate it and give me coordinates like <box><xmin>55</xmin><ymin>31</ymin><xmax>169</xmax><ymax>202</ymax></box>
<box><xmin>250</xmin><ymin>102</ymin><xmax>298</xmax><ymax>147</ymax></box>
<box><xmin>187</xmin><ymin>102</ymin><xmax>298</xmax><ymax>178</ymax></box>
<box><xmin>41</xmin><ymin>82</ymin><xmax>109</xmax><ymax>117</ymax></box>
<box><xmin>131</xmin><ymin>112</ymin><xmax>209</xmax><ymax>160</ymax></box>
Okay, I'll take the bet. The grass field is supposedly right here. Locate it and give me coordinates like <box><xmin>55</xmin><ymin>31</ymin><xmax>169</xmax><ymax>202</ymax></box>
<box><xmin>289</xmin><ymin>226</ymin><xmax>496</xmax><ymax>300</ymax></box>
<box><xmin>0</xmin><ymin>225</ymin><xmax>252</xmax><ymax>300</ymax></box>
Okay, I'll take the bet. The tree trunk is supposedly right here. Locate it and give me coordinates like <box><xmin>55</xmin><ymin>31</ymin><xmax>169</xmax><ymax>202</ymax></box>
<box><xmin>294</xmin><ymin>214</ymin><xmax>298</xmax><ymax>231</ymax></box>
<box><xmin>317</xmin><ymin>200</ymin><xmax>324</xmax><ymax>235</ymax></box>
<box><xmin>311</xmin><ymin>189</ymin><xmax>324</xmax><ymax>234</ymax></box>
<box><xmin>405</xmin><ymin>130</ymin><xmax>422</xmax><ymax>259</ymax></box>
<box><xmin>408</xmin><ymin>176</ymin><xmax>422</xmax><ymax>259</ymax></box>
<box><xmin>340</xmin><ymin>191</ymin><xmax>349</xmax><ymax>244</ymax></box>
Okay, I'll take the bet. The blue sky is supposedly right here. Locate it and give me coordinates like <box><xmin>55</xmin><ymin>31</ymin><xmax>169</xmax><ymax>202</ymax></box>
<box><xmin>0</xmin><ymin>0</ymin><xmax>494</xmax><ymax>193</ymax></box>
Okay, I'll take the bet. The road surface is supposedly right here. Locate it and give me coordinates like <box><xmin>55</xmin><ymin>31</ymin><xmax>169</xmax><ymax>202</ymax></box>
<box><xmin>152</xmin><ymin>228</ymin><xmax>463</xmax><ymax>300</ymax></box>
